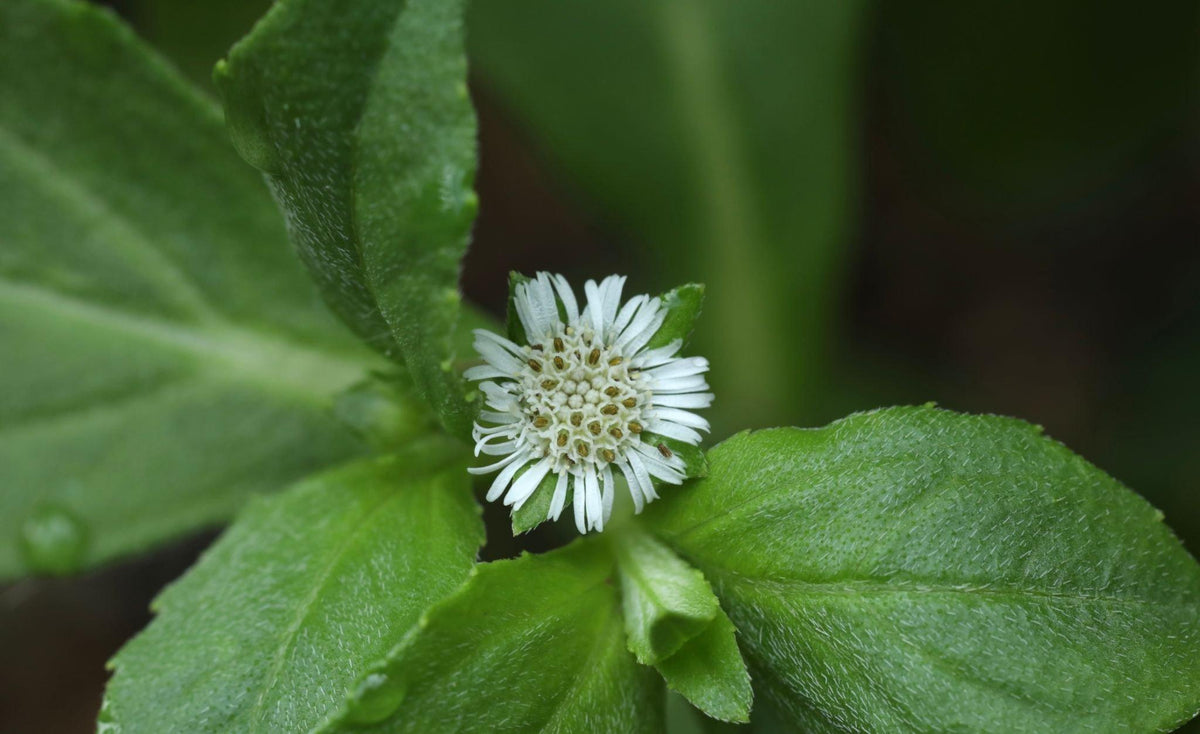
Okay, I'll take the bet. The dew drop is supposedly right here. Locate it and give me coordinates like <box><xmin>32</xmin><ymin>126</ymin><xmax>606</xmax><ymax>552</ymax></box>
<box><xmin>346</xmin><ymin>671</ymin><xmax>407</xmax><ymax>725</ymax></box>
<box><xmin>19</xmin><ymin>502</ymin><xmax>88</xmax><ymax>575</ymax></box>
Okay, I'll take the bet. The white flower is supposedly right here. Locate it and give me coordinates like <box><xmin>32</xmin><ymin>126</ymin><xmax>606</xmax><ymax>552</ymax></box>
<box><xmin>465</xmin><ymin>273</ymin><xmax>713</xmax><ymax>534</ymax></box>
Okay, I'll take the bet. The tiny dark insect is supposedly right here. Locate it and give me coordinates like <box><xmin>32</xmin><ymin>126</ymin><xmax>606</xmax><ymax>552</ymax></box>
<box><xmin>657</xmin><ymin>443</ymin><xmax>673</xmax><ymax>459</ymax></box>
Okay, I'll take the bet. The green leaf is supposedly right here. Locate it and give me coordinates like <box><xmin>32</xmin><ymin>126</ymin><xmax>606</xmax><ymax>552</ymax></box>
<box><xmin>615</xmin><ymin>529</ymin><xmax>750</xmax><ymax>723</ymax></box>
<box><xmin>323</xmin><ymin>538</ymin><xmax>663</xmax><ymax>733</ymax></box>
<box><xmin>644</xmin><ymin>283</ymin><xmax>705</xmax><ymax>352</ymax></box>
<box><xmin>510</xmin><ymin>472</ymin><xmax>561</xmax><ymax>535</ymax></box>
<box><xmin>216</xmin><ymin>0</ymin><xmax>479</xmax><ymax>436</ymax></box>
<box><xmin>614</xmin><ymin>530</ymin><xmax>718</xmax><ymax>665</ymax></box>
<box><xmin>0</xmin><ymin>0</ymin><xmax>382</xmax><ymax>580</ymax></box>
<box><xmin>645</xmin><ymin>406</ymin><xmax>1200</xmax><ymax>732</ymax></box>
<box><xmin>469</xmin><ymin>0</ymin><xmax>865</xmax><ymax>428</ymax></box>
<box><xmin>657</xmin><ymin>612</ymin><xmax>752</xmax><ymax>725</ymax></box>
<box><xmin>333</xmin><ymin>371</ymin><xmax>436</xmax><ymax>451</ymax></box>
<box><xmin>101</xmin><ymin>442</ymin><xmax>484</xmax><ymax>733</ymax></box>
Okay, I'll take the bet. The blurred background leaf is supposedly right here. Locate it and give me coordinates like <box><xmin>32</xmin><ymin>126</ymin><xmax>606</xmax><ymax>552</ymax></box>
<box><xmin>466</xmin><ymin>0</ymin><xmax>867</xmax><ymax>433</ymax></box>
<box><xmin>0</xmin><ymin>0</ymin><xmax>384</xmax><ymax>582</ymax></box>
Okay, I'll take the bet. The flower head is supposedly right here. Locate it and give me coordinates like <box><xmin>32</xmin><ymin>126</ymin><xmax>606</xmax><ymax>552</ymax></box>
<box><xmin>466</xmin><ymin>273</ymin><xmax>712</xmax><ymax>533</ymax></box>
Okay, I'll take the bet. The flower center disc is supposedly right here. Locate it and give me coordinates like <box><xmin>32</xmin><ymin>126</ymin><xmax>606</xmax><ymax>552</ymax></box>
<box><xmin>519</xmin><ymin>326</ymin><xmax>649</xmax><ymax>469</ymax></box>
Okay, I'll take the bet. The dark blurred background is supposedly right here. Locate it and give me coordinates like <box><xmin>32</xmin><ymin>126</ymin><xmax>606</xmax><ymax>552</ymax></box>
<box><xmin>3</xmin><ymin>0</ymin><xmax>1197</xmax><ymax>731</ymax></box>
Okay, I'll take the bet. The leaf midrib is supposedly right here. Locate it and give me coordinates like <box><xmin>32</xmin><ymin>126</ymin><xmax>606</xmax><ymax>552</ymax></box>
<box><xmin>0</xmin><ymin>124</ymin><xmax>217</xmax><ymax>320</ymax></box>
<box><xmin>0</xmin><ymin>277</ymin><xmax>369</xmax><ymax>404</ymax></box>
<box><xmin>538</xmin><ymin>607</ymin><xmax>626</xmax><ymax>733</ymax></box>
<box><xmin>706</xmin><ymin>565</ymin><xmax>1196</xmax><ymax>608</ymax></box>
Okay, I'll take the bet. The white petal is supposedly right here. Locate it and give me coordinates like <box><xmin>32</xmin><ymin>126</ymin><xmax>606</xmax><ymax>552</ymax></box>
<box><xmin>549</xmin><ymin>470</ymin><xmax>570</xmax><ymax>520</ymax></box>
<box><xmin>649</xmin><ymin>375</ymin><xmax>710</xmax><ymax>394</ymax></box>
<box><xmin>633</xmin><ymin>442</ymin><xmax>686</xmax><ymax>483</ymax></box>
<box><xmin>550</xmin><ymin>272</ymin><xmax>580</xmax><ymax>322</ymax></box>
<box><xmin>653</xmin><ymin>392</ymin><xmax>714</xmax><ymax>409</ymax></box>
<box><xmin>485</xmin><ymin>451</ymin><xmax>530</xmax><ymax>500</ymax></box>
<box><xmin>474</xmin><ymin>338</ymin><xmax>524</xmax><ymax>374</ymax></box>
<box><xmin>616</xmin><ymin>460</ymin><xmax>645</xmax><ymax>513</ymax></box>
<box><xmin>478</xmin><ymin>439</ymin><xmax>520</xmax><ymax>456</ymax></box>
<box><xmin>473</xmin><ymin>421</ymin><xmax>518</xmax><ymax>437</ymax></box>
<box><xmin>478</xmin><ymin>410</ymin><xmax>521</xmax><ymax>425</ymax></box>
<box><xmin>611</xmin><ymin>294</ymin><xmax>646</xmax><ymax>338</ymax></box>
<box><xmin>615</xmin><ymin>298</ymin><xmax>662</xmax><ymax>350</ymax></box>
<box><xmin>630</xmin><ymin>339</ymin><xmax>681</xmax><ymax>369</ymax></box>
<box><xmin>508</xmin><ymin>458</ymin><xmax>553</xmax><ymax>509</ymax></box>
<box><xmin>467</xmin><ymin>447</ymin><xmax>526</xmax><ymax>475</ymax></box>
<box><xmin>647</xmin><ymin>406</ymin><xmax>710</xmax><ymax>431</ymax></box>
<box><xmin>513</xmin><ymin>285</ymin><xmax>537</xmax><ymax>340</ymax></box>
<box><xmin>473</xmin><ymin>431</ymin><xmax>519</xmax><ymax>458</ymax></box>
<box><xmin>583</xmin><ymin>279</ymin><xmax>606</xmax><ymax>335</ymax></box>
<box><xmin>600</xmin><ymin>463</ymin><xmax>615</xmax><ymax>526</ymax></box>
<box><xmin>479</xmin><ymin>382</ymin><xmax>520</xmax><ymax>411</ymax></box>
<box><xmin>584</xmin><ymin>467</ymin><xmax>603</xmax><ymax>532</ymax></box>
<box><xmin>646</xmin><ymin>357</ymin><xmax>709</xmax><ymax>381</ymax></box>
<box><xmin>533</xmin><ymin>274</ymin><xmax>562</xmax><ymax>334</ymax></box>
<box><xmin>474</xmin><ymin>328</ymin><xmax>524</xmax><ymax>356</ymax></box>
<box><xmin>625</xmin><ymin>451</ymin><xmax>658</xmax><ymax>504</ymax></box>
<box><xmin>599</xmin><ymin>275</ymin><xmax>625</xmax><ymax>335</ymax></box>
<box><xmin>517</xmin><ymin>276</ymin><xmax>559</xmax><ymax>340</ymax></box>
<box><xmin>463</xmin><ymin>365</ymin><xmax>511</xmax><ymax>381</ymax></box>
<box><xmin>644</xmin><ymin>420</ymin><xmax>702</xmax><ymax>444</ymax></box>
<box><xmin>573</xmin><ymin>472</ymin><xmax>588</xmax><ymax>534</ymax></box>
<box><xmin>623</xmin><ymin>308</ymin><xmax>667</xmax><ymax>355</ymax></box>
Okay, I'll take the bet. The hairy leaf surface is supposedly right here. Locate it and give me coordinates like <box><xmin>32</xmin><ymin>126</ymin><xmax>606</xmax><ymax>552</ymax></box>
<box><xmin>102</xmin><ymin>443</ymin><xmax>483</xmax><ymax>733</ymax></box>
<box><xmin>646</xmin><ymin>406</ymin><xmax>1200</xmax><ymax>732</ymax></box>
<box><xmin>324</xmin><ymin>539</ymin><xmax>662</xmax><ymax>733</ymax></box>
<box><xmin>615</xmin><ymin>530</ymin><xmax>751</xmax><ymax>723</ymax></box>
<box><xmin>216</xmin><ymin>0</ymin><xmax>480</xmax><ymax>436</ymax></box>
<box><xmin>657</xmin><ymin>611</ymin><xmax>752</xmax><ymax>725</ymax></box>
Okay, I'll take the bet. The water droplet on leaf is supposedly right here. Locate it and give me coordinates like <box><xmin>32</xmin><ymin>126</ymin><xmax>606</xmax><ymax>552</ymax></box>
<box><xmin>19</xmin><ymin>503</ymin><xmax>88</xmax><ymax>575</ymax></box>
<box><xmin>346</xmin><ymin>671</ymin><xmax>406</xmax><ymax>725</ymax></box>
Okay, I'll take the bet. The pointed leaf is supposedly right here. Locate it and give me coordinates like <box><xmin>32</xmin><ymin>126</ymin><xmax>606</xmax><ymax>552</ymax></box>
<box><xmin>646</xmin><ymin>406</ymin><xmax>1200</xmax><ymax>732</ymax></box>
<box><xmin>615</xmin><ymin>529</ymin><xmax>750</xmax><ymax>723</ymax></box>
<box><xmin>216</xmin><ymin>0</ymin><xmax>480</xmax><ymax>436</ymax></box>
<box><xmin>657</xmin><ymin>611</ymin><xmax>752</xmax><ymax>724</ymax></box>
<box><xmin>511</xmin><ymin>473</ymin><xmax>561</xmax><ymax>535</ymax></box>
<box><xmin>323</xmin><ymin>538</ymin><xmax>662</xmax><ymax>733</ymax></box>
<box><xmin>644</xmin><ymin>283</ymin><xmax>705</xmax><ymax>352</ymax></box>
<box><xmin>615</xmin><ymin>530</ymin><xmax>718</xmax><ymax>665</ymax></box>
<box><xmin>102</xmin><ymin>442</ymin><xmax>484</xmax><ymax>733</ymax></box>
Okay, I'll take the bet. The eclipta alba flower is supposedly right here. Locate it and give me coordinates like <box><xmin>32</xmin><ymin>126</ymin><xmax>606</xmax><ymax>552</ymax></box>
<box><xmin>465</xmin><ymin>273</ymin><xmax>712</xmax><ymax>533</ymax></box>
